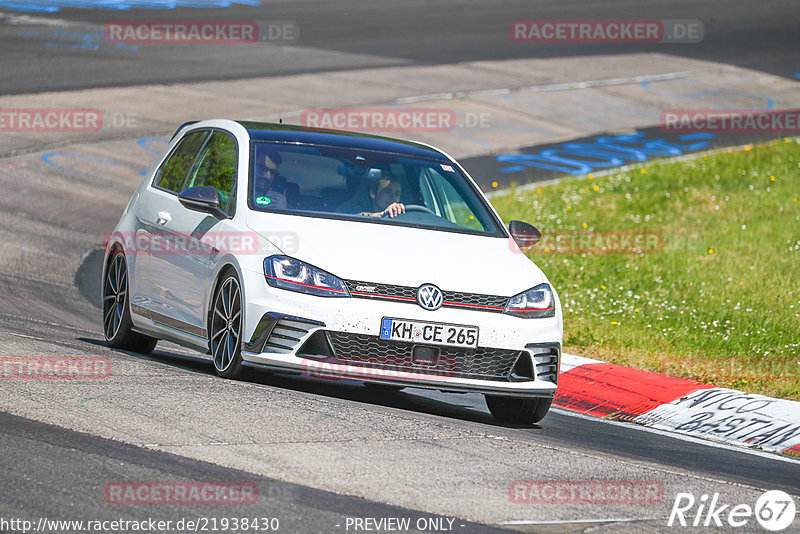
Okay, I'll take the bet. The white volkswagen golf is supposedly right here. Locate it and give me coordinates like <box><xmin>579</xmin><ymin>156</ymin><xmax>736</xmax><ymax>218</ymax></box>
<box><xmin>102</xmin><ymin>119</ymin><xmax>562</xmax><ymax>423</ymax></box>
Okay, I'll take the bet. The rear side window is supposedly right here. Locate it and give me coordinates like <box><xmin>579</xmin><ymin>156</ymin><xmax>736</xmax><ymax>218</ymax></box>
<box><xmin>184</xmin><ymin>131</ymin><xmax>238</xmax><ymax>213</ymax></box>
<box><xmin>153</xmin><ymin>130</ymin><xmax>210</xmax><ymax>193</ymax></box>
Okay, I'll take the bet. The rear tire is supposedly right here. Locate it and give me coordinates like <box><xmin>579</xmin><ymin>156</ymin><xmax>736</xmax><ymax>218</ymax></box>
<box><xmin>485</xmin><ymin>395</ymin><xmax>552</xmax><ymax>424</ymax></box>
<box><xmin>103</xmin><ymin>250</ymin><xmax>158</xmax><ymax>354</ymax></box>
<box><xmin>210</xmin><ymin>270</ymin><xmax>246</xmax><ymax>379</ymax></box>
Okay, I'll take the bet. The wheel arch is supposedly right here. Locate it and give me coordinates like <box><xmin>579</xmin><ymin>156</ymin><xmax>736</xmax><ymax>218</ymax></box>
<box><xmin>206</xmin><ymin>259</ymin><xmax>245</xmax><ymax>341</ymax></box>
<box><xmin>100</xmin><ymin>238</ymin><xmax>126</xmax><ymax>300</ymax></box>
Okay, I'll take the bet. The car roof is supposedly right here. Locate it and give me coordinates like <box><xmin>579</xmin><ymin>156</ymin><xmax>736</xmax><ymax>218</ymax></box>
<box><xmin>236</xmin><ymin>121</ymin><xmax>450</xmax><ymax>161</ymax></box>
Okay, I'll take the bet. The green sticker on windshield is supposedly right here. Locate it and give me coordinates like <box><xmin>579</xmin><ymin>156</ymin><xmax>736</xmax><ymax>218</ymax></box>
<box><xmin>255</xmin><ymin>196</ymin><xmax>272</xmax><ymax>205</ymax></box>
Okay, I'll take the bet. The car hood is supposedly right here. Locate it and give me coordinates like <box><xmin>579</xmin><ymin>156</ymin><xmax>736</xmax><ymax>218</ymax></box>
<box><xmin>246</xmin><ymin>212</ymin><xmax>548</xmax><ymax>296</ymax></box>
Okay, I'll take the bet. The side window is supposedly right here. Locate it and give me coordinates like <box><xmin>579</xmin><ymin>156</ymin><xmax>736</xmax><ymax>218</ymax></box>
<box><xmin>184</xmin><ymin>131</ymin><xmax>238</xmax><ymax>213</ymax></box>
<box><xmin>426</xmin><ymin>169</ymin><xmax>486</xmax><ymax>231</ymax></box>
<box><xmin>153</xmin><ymin>130</ymin><xmax>210</xmax><ymax>193</ymax></box>
<box><xmin>418</xmin><ymin>172</ymin><xmax>438</xmax><ymax>213</ymax></box>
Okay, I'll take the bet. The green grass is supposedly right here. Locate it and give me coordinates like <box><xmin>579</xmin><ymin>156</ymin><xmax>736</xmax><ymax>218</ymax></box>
<box><xmin>491</xmin><ymin>138</ymin><xmax>800</xmax><ymax>399</ymax></box>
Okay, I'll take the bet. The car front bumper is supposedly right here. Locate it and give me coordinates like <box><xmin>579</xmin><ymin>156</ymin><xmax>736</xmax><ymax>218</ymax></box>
<box><xmin>242</xmin><ymin>345</ymin><xmax>558</xmax><ymax>397</ymax></box>
<box><xmin>239</xmin><ymin>267</ymin><xmax>562</xmax><ymax>396</ymax></box>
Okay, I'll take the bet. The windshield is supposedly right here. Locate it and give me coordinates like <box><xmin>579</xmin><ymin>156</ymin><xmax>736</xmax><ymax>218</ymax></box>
<box><xmin>249</xmin><ymin>142</ymin><xmax>502</xmax><ymax>236</ymax></box>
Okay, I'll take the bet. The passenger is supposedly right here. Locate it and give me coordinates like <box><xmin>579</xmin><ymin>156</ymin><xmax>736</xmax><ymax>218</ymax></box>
<box><xmin>254</xmin><ymin>149</ymin><xmax>288</xmax><ymax>209</ymax></box>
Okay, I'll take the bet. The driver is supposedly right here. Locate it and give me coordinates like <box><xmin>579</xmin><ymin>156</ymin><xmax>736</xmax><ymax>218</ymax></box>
<box><xmin>340</xmin><ymin>173</ymin><xmax>406</xmax><ymax>218</ymax></box>
<box><xmin>366</xmin><ymin>175</ymin><xmax>405</xmax><ymax>218</ymax></box>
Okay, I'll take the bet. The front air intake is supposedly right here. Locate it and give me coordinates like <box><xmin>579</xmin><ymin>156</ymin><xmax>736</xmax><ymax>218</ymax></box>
<box><xmin>527</xmin><ymin>343</ymin><xmax>561</xmax><ymax>384</ymax></box>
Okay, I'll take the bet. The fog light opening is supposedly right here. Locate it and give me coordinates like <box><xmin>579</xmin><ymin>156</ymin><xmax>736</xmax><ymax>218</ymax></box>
<box><xmin>508</xmin><ymin>351</ymin><xmax>535</xmax><ymax>381</ymax></box>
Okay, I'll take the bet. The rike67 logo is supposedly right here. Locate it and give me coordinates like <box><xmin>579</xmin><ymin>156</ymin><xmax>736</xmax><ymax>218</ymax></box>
<box><xmin>668</xmin><ymin>490</ymin><xmax>796</xmax><ymax>531</ymax></box>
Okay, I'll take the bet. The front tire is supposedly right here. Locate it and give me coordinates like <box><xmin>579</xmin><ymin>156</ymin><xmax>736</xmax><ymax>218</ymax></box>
<box><xmin>363</xmin><ymin>383</ymin><xmax>405</xmax><ymax>392</ymax></box>
<box><xmin>485</xmin><ymin>395</ymin><xmax>552</xmax><ymax>424</ymax></box>
<box><xmin>103</xmin><ymin>250</ymin><xmax>158</xmax><ymax>354</ymax></box>
<box><xmin>210</xmin><ymin>271</ymin><xmax>246</xmax><ymax>379</ymax></box>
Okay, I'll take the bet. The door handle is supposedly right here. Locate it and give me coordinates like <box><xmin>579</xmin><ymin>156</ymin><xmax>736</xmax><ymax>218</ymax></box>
<box><xmin>156</xmin><ymin>211</ymin><xmax>171</xmax><ymax>225</ymax></box>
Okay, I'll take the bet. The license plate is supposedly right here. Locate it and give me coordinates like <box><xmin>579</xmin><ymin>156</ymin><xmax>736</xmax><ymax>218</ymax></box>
<box><xmin>380</xmin><ymin>318</ymin><xmax>479</xmax><ymax>348</ymax></box>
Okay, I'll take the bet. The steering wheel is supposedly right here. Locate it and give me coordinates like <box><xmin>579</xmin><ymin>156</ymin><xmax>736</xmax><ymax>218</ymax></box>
<box><xmin>403</xmin><ymin>204</ymin><xmax>436</xmax><ymax>215</ymax></box>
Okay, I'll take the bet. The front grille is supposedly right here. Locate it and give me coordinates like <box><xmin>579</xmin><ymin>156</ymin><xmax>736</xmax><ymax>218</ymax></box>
<box><xmin>344</xmin><ymin>279</ymin><xmax>508</xmax><ymax>313</ymax></box>
<box><xmin>324</xmin><ymin>331</ymin><xmax>520</xmax><ymax>380</ymax></box>
<box><xmin>444</xmin><ymin>290</ymin><xmax>507</xmax><ymax>310</ymax></box>
<box><xmin>346</xmin><ymin>280</ymin><xmax>416</xmax><ymax>300</ymax></box>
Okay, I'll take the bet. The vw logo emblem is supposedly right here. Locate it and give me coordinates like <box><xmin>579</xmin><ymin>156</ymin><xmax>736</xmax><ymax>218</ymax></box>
<box><xmin>417</xmin><ymin>284</ymin><xmax>443</xmax><ymax>311</ymax></box>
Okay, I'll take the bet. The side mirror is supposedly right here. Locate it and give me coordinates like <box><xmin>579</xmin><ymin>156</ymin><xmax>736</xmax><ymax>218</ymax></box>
<box><xmin>509</xmin><ymin>220</ymin><xmax>541</xmax><ymax>247</ymax></box>
<box><xmin>178</xmin><ymin>186</ymin><xmax>227</xmax><ymax>219</ymax></box>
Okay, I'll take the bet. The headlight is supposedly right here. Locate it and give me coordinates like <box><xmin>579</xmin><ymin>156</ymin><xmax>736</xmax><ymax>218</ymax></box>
<box><xmin>264</xmin><ymin>255</ymin><xmax>350</xmax><ymax>298</ymax></box>
<box><xmin>504</xmin><ymin>283</ymin><xmax>555</xmax><ymax>318</ymax></box>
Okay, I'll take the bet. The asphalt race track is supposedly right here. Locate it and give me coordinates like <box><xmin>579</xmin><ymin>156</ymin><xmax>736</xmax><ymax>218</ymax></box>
<box><xmin>1</xmin><ymin>1</ymin><xmax>799</xmax><ymax>533</ymax></box>
<box><xmin>0</xmin><ymin>0</ymin><xmax>799</xmax><ymax>94</ymax></box>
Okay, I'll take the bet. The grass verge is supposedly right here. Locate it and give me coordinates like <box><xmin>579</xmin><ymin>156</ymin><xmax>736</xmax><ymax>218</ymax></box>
<box><xmin>491</xmin><ymin>138</ymin><xmax>800</xmax><ymax>399</ymax></box>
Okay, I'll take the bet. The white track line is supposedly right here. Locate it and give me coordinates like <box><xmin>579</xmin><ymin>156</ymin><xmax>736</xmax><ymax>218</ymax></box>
<box><xmin>0</xmin><ymin>12</ymin><xmax>77</xmax><ymax>27</ymax></box>
<box><xmin>395</xmin><ymin>70</ymin><xmax>700</xmax><ymax>104</ymax></box>
<box><xmin>499</xmin><ymin>518</ymin><xmax>649</xmax><ymax>525</ymax></box>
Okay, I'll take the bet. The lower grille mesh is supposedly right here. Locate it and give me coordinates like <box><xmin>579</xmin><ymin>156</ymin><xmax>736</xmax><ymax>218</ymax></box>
<box><xmin>325</xmin><ymin>331</ymin><xmax>520</xmax><ymax>380</ymax></box>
